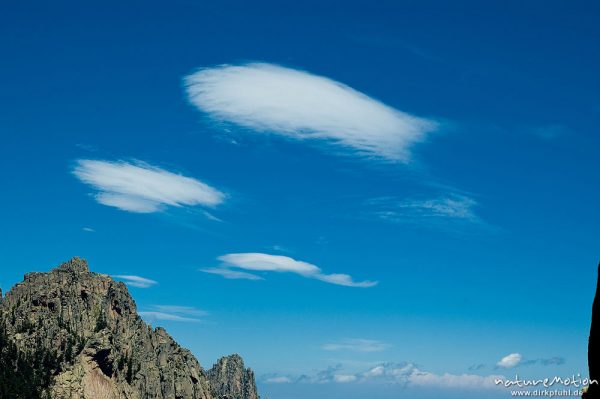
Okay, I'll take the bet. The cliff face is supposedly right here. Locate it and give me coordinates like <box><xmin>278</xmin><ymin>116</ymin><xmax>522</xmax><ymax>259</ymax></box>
<box><xmin>0</xmin><ymin>257</ymin><xmax>258</xmax><ymax>399</ymax></box>
<box><xmin>585</xmin><ymin>263</ymin><xmax>600</xmax><ymax>398</ymax></box>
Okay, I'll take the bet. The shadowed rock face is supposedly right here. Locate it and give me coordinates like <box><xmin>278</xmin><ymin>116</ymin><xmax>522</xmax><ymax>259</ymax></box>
<box><xmin>585</xmin><ymin>263</ymin><xmax>600</xmax><ymax>398</ymax></box>
<box><xmin>0</xmin><ymin>257</ymin><xmax>258</xmax><ymax>399</ymax></box>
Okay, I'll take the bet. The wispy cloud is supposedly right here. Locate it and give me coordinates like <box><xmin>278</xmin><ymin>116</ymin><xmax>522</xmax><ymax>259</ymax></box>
<box><xmin>468</xmin><ymin>363</ymin><xmax>486</xmax><ymax>371</ymax></box>
<box><xmin>73</xmin><ymin>159</ymin><xmax>225</xmax><ymax>213</ymax></box>
<box><xmin>263</xmin><ymin>375</ymin><xmax>293</xmax><ymax>384</ymax></box>
<box><xmin>523</xmin><ymin>356</ymin><xmax>566</xmax><ymax>366</ymax></box>
<box><xmin>200</xmin><ymin>267</ymin><xmax>264</xmax><ymax>281</ymax></box>
<box><xmin>150</xmin><ymin>305</ymin><xmax>208</xmax><ymax>317</ymax></box>
<box><xmin>368</xmin><ymin>194</ymin><xmax>480</xmax><ymax>224</ymax></box>
<box><xmin>139</xmin><ymin>305</ymin><xmax>208</xmax><ymax>323</ymax></box>
<box><xmin>138</xmin><ymin>312</ymin><xmax>200</xmax><ymax>322</ymax></box>
<box><xmin>202</xmin><ymin>253</ymin><xmax>377</xmax><ymax>288</ymax></box>
<box><xmin>82</xmin><ymin>227</ymin><xmax>95</xmax><ymax>232</ymax></box>
<box><xmin>113</xmin><ymin>275</ymin><xmax>158</xmax><ymax>288</ymax></box>
<box><xmin>362</xmin><ymin>193</ymin><xmax>492</xmax><ymax>235</ymax></box>
<box><xmin>185</xmin><ymin>63</ymin><xmax>438</xmax><ymax>162</ymax></box>
<box><xmin>496</xmin><ymin>353</ymin><xmax>522</xmax><ymax>369</ymax></box>
<box><xmin>263</xmin><ymin>362</ymin><xmax>504</xmax><ymax>390</ymax></box>
<box><xmin>323</xmin><ymin>339</ymin><xmax>391</xmax><ymax>353</ymax></box>
<box><xmin>532</xmin><ymin>124</ymin><xmax>568</xmax><ymax>140</ymax></box>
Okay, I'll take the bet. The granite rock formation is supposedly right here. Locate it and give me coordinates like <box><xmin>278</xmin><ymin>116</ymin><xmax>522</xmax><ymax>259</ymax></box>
<box><xmin>0</xmin><ymin>257</ymin><xmax>259</xmax><ymax>399</ymax></box>
<box><xmin>208</xmin><ymin>354</ymin><xmax>259</xmax><ymax>399</ymax></box>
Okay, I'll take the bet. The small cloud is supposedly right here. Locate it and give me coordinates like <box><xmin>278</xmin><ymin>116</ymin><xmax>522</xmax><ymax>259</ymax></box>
<box><xmin>73</xmin><ymin>159</ymin><xmax>225</xmax><ymax>214</ymax></box>
<box><xmin>150</xmin><ymin>305</ymin><xmax>208</xmax><ymax>317</ymax></box>
<box><xmin>269</xmin><ymin>245</ymin><xmax>290</xmax><ymax>253</ymax></box>
<box><xmin>139</xmin><ymin>305</ymin><xmax>208</xmax><ymax>323</ymax></box>
<box><xmin>203</xmin><ymin>253</ymin><xmax>377</xmax><ymax>288</ymax></box>
<box><xmin>532</xmin><ymin>124</ymin><xmax>568</xmax><ymax>140</ymax></box>
<box><xmin>113</xmin><ymin>275</ymin><xmax>158</xmax><ymax>288</ymax></box>
<box><xmin>75</xmin><ymin>143</ymin><xmax>97</xmax><ymax>152</ymax></box>
<box><xmin>82</xmin><ymin>227</ymin><xmax>95</xmax><ymax>232</ymax></box>
<box><xmin>496</xmin><ymin>353</ymin><xmax>522</xmax><ymax>369</ymax></box>
<box><xmin>263</xmin><ymin>376</ymin><xmax>292</xmax><ymax>384</ymax></box>
<box><xmin>305</xmin><ymin>365</ymin><xmax>344</xmax><ymax>384</ymax></box>
<box><xmin>185</xmin><ymin>63</ymin><xmax>438</xmax><ymax>162</ymax></box>
<box><xmin>521</xmin><ymin>356</ymin><xmax>566</xmax><ymax>367</ymax></box>
<box><xmin>138</xmin><ymin>311</ymin><xmax>199</xmax><ymax>322</ymax></box>
<box><xmin>539</xmin><ymin>357</ymin><xmax>566</xmax><ymax>366</ymax></box>
<box><xmin>202</xmin><ymin>211</ymin><xmax>223</xmax><ymax>222</ymax></box>
<box><xmin>315</xmin><ymin>236</ymin><xmax>329</xmax><ymax>246</ymax></box>
<box><xmin>323</xmin><ymin>338</ymin><xmax>391</xmax><ymax>353</ymax></box>
<box><xmin>468</xmin><ymin>364</ymin><xmax>485</xmax><ymax>371</ymax></box>
<box><xmin>368</xmin><ymin>194</ymin><xmax>480</xmax><ymax>224</ymax></box>
<box><xmin>362</xmin><ymin>365</ymin><xmax>386</xmax><ymax>378</ymax></box>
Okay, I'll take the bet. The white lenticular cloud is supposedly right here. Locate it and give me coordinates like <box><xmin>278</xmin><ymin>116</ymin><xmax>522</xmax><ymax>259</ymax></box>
<box><xmin>185</xmin><ymin>63</ymin><xmax>437</xmax><ymax>161</ymax></box>
<box><xmin>496</xmin><ymin>353</ymin><xmax>522</xmax><ymax>369</ymax></box>
<box><xmin>202</xmin><ymin>252</ymin><xmax>377</xmax><ymax>288</ymax></box>
<box><xmin>73</xmin><ymin>159</ymin><xmax>225</xmax><ymax>213</ymax></box>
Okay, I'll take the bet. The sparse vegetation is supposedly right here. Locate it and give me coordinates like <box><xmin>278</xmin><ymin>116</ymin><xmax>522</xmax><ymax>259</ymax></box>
<box><xmin>0</xmin><ymin>316</ymin><xmax>58</xmax><ymax>399</ymax></box>
<box><xmin>95</xmin><ymin>312</ymin><xmax>108</xmax><ymax>332</ymax></box>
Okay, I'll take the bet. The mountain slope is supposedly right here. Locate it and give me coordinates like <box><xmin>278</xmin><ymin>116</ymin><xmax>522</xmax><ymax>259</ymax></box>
<box><xmin>0</xmin><ymin>257</ymin><xmax>258</xmax><ymax>399</ymax></box>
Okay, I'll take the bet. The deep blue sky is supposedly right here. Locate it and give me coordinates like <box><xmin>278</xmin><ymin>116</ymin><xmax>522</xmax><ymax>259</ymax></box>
<box><xmin>1</xmin><ymin>1</ymin><xmax>599</xmax><ymax>398</ymax></box>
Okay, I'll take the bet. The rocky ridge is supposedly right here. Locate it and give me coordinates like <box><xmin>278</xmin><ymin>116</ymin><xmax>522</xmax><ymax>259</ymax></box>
<box><xmin>0</xmin><ymin>257</ymin><xmax>259</xmax><ymax>399</ymax></box>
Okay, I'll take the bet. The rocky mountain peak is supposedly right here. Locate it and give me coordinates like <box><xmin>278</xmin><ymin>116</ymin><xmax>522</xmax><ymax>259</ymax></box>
<box><xmin>0</xmin><ymin>257</ymin><xmax>259</xmax><ymax>399</ymax></box>
<box><xmin>57</xmin><ymin>257</ymin><xmax>90</xmax><ymax>273</ymax></box>
<box><xmin>208</xmin><ymin>354</ymin><xmax>259</xmax><ymax>399</ymax></box>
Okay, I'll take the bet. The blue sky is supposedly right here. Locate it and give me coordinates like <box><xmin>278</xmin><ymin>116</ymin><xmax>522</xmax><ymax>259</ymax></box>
<box><xmin>1</xmin><ymin>1</ymin><xmax>599</xmax><ymax>398</ymax></box>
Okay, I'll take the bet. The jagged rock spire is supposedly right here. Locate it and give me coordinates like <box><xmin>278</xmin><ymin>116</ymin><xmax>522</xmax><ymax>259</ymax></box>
<box><xmin>57</xmin><ymin>256</ymin><xmax>90</xmax><ymax>273</ymax></box>
<box><xmin>208</xmin><ymin>354</ymin><xmax>259</xmax><ymax>399</ymax></box>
